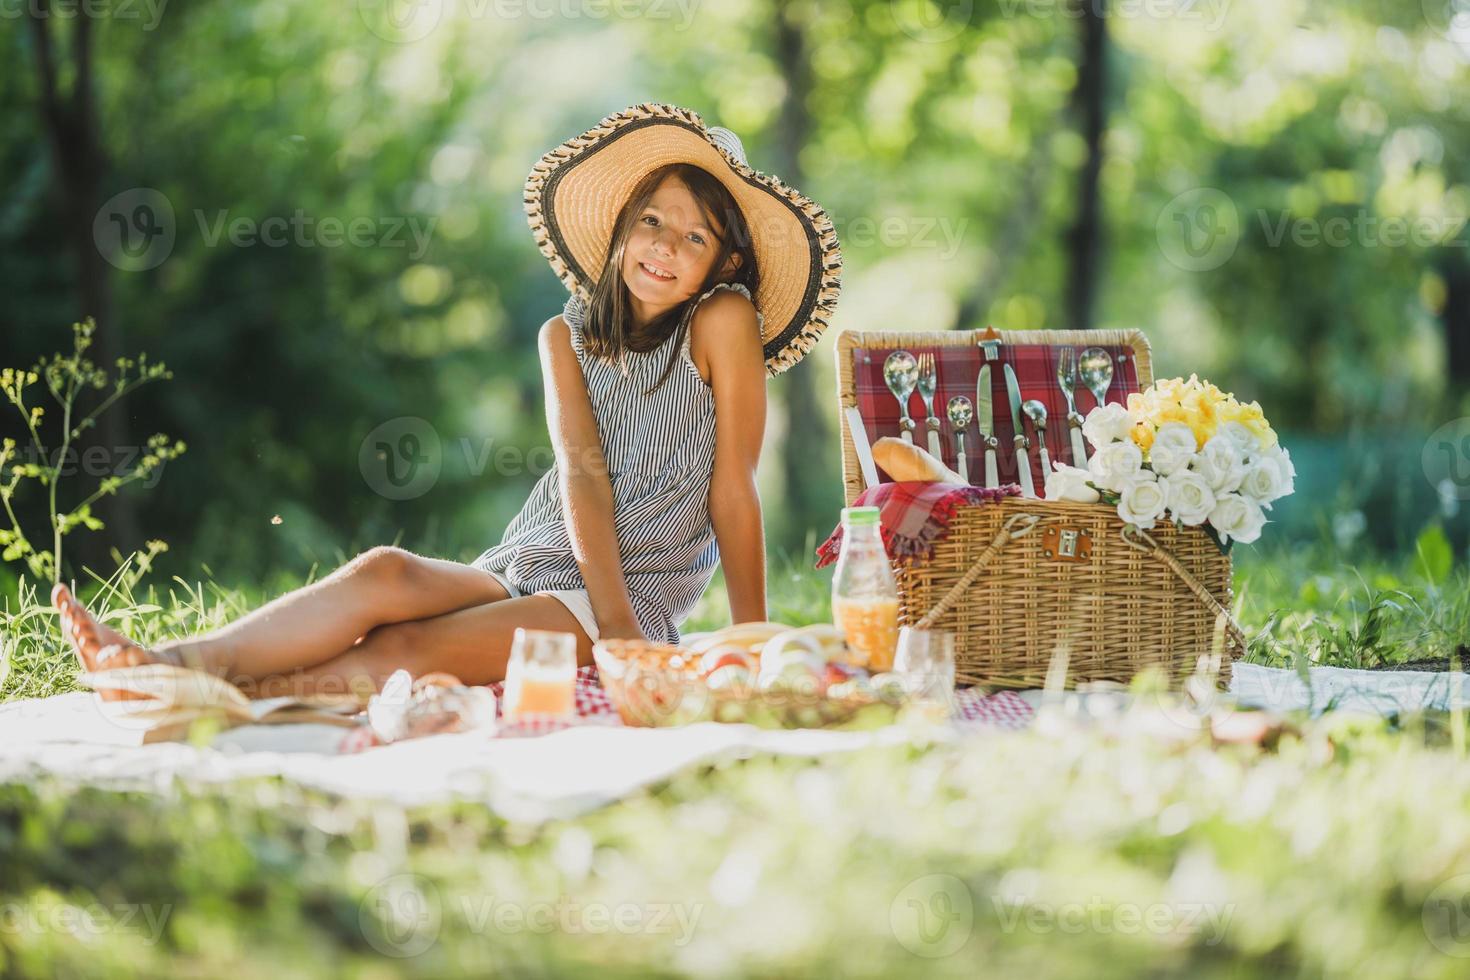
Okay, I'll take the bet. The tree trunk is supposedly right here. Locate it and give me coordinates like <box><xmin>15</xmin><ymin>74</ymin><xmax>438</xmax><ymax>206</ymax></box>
<box><xmin>948</xmin><ymin>128</ymin><xmax>1055</xmax><ymax>331</ymax></box>
<box><xmin>1063</xmin><ymin>0</ymin><xmax>1108</xmax><ymax>331</ymax></box>
<box><xmin>771</xmin><ymin>0</ymin><xmax>836</xmax><ymax>546</ymax></box>
<box><xmin>27</xmin><ymin>6</ymin><xmax>142</xmax><ymax>574</ymax></box>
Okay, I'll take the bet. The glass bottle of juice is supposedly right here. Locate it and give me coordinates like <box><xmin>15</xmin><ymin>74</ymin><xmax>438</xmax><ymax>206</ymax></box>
<box><xmin>831</xmin><ymin>506</ymin><xmax>900</xmax><ymax>671</ymax></box>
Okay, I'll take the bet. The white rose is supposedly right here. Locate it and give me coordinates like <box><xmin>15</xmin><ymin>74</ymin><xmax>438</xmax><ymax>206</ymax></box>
<box><xmin>1218</xmin><ymin>421</ymin><xmax>1260</xmax><ymax>454</ymax></box>
<box><xmin>1116</xmin><ymin>474</ymin><xmax>1169</xmax><ymax>530</ymax></box>
<box><xmin>1263</xmin><ymin>443</ymin><xmax>1296</xmax><ymax>484</ymax></box>
<box><xmin>1086</xmin><ymin>439</ymin><xmax>1143</xmax><ymax>492</ymax></box>
<box><xmin>1147</xmin><ymin>422</ymin><xmax>1198</xmax><ymax>477</ymax></box>
<box><xmin>1044</xmin><ymin>462</ymin><xmax>1100</xmax><ymax>503</ymax></box>
<box><xmin>1208</xmin><ymin>492</ymin><xmax>1267</xmax><ymax>545</ymax></box>
<box><xmin>1238</xmin><ymin>455</ymin><xmax>1292</xmax><ymax>506</ymax></box>
<box><xmin>1082</xmin><ymin>403</ymin><xmax>1133</xmax><ymax>449</ymax></box>
<box><xmin>1164</xmin><ymin>469</ymin><xmax>1216</xmax><ymax>525</ymax></box>
<box><xmin>1195</xmin><ymin>435</ymin><xmax>1247</xmax><ymax>494</ymax></box>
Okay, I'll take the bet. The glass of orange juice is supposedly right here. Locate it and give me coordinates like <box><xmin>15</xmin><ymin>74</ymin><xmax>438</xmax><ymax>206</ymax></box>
<box><xmin>502</xmin><ymin>628</ymin><xmax>577</xmax><ymax>722</ymax></box>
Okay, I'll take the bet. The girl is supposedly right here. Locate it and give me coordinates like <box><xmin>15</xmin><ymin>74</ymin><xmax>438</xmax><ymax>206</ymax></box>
<box><xmin>54</xmin><ymin>103</ymin><xmax>842</xmax><ymax>698</ymax></box>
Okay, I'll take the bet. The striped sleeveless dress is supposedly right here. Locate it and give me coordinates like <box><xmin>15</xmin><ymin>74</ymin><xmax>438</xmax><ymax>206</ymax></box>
<box><xmin>472</xmin><ymin>282</ymin><xmax>763</xmax><ymax>644</ymax></box>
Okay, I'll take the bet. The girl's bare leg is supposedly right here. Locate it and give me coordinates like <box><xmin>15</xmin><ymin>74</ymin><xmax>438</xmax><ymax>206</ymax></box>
<box><xmin>271</xmin><ymin>593</ymin><xmax>596</xmax><ymax>697</ymax></box>
<box><xmin>55</xmin><ymin>547</ymin><xmax>511</xmax><ymax>693</ymax></box>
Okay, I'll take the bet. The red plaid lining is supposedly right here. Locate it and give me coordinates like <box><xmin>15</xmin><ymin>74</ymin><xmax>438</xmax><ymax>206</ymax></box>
<box><xmin>814</xmin><ymin>481</ymin><xmax>1019</xmax><ymax>568</ymax></box>
<box><xmin>851</xmin><ymin>340</ymin><xmax>1141</xmax><ymax>485</ymax></box>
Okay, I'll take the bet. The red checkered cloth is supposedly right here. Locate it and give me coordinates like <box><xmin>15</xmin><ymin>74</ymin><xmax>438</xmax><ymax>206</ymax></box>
<box><xmin>850</xmin><ymin>338</ymin><xmax>1142</xmax><ymax>485</ymax></box>
<box><xmin>336</xmin><ymin>666</ymin><xmax>618</xmax><ymax>751</ymax></box>
<box><xmin>336</xmin><ymin>667</ymin><xmax>1035</xmax><ymax>752</ymax></box>
<box><xmin>952</xmin><ymin>689</ymin><xmax>1033</xmax><ymax>730</ymax></box>
<box><xmin>814</xmin><ymin>481</ymin><xmax>1020</xmax><ymax>569</ymax></box>
<box><xmin>486</xmin><ymin>665</ymin><xmax>621</xmax><ymax>739</ymax></box>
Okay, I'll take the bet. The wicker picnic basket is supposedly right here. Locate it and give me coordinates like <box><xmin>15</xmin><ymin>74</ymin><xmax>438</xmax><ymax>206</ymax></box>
<box><xmin>835</xmin><ymin>328</ymin><xmax>1242</xmax><ymax>689</ymax></box>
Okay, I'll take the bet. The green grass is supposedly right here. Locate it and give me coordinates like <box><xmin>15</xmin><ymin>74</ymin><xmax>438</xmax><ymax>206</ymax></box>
<box><xmin>2</xmin><ymin>536</ymin><xmax>1470</xmax><ymax>978</ymax></box>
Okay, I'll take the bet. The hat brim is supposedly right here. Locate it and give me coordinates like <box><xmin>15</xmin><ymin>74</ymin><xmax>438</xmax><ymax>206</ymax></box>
<box><xmin>525</xmin><ymin>103</ymin><xmax>842</xmax><ymax>376</ymax></box>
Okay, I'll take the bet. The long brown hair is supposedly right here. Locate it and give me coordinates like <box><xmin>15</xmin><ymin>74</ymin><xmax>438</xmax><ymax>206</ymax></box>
<box><xmin>581</xmin><ymin>163</ymin><xmax>760</xmax><ymax>394</ymax></box>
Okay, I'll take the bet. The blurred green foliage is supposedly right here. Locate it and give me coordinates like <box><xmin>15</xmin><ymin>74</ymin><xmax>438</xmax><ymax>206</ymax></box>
<box><xmin>3</xmin><ymin>0</ymin><xmax>1469</xmax><ymax>587</ymax></box>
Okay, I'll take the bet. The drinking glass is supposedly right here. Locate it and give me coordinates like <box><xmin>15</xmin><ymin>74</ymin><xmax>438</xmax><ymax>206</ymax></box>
<box><xmin>893</xmin><ymin>627</ymin><xmax>956</xmax><ymax>711</ymax></box>
<box><xmin>502</xmin><ymin>628</ymin><xmax>577</xmax><ymax>721</ymax></box>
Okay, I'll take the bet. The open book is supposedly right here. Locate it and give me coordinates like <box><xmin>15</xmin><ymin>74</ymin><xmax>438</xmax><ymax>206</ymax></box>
<box><xmin>79</xmin><ymin>663</ymin><xmax>365</xmax><ymax>744</ymax></box>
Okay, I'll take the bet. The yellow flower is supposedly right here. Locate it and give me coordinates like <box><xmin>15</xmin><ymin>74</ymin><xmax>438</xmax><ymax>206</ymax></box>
<box><xmin>1130</xmin><ymin>422</ymin><xmax>1155</xmax><ymax>452</ymax></box>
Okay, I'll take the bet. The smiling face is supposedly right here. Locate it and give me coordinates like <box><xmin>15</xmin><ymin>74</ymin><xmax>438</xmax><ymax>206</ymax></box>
<box><xmin>619</xmin><ymin>174</ymin><xmax>737</xmax><ymax>327</ymax></box>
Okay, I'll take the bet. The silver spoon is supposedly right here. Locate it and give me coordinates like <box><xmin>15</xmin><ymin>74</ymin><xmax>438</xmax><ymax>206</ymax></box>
<box><xmin>1078</xmin><ymin>347</ymin><xmax>1114</xmax><ymax>411</ymax></box>
<box><xmin>946</xmin><ymin>395</ymin><xmax>973</xmax><ymax>483</ymax></box>
<box><xmin>882</xmin><ymin>351</ymin><xmax>919</xmax><ymax>443</ymax></box>
<box><xmin>1021</xmin><ymin>399</ymin><xmax>1051</xmax><ymax>484</ymax></box>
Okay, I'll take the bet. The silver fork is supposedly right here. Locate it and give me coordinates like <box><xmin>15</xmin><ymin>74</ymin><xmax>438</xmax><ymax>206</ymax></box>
<box><xmin>1056</xmin><ymin>348</ymin><xmax>1089</xmax><ymax>465</ymax></box>
<box><xmin>915</xmin><ymin>352</ymin><xmax>944</xmax><ymax>460</ymax></box>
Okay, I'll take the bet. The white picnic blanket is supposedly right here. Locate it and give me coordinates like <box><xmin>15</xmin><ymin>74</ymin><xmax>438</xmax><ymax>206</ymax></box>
<box><xmin>1229</xmin><ymin>661</ymin><xmax>1470</xmax><ymax>717</ymax></box>
<box><xmin>2</xmin><ymin>662</ymin><xmax>1461</xmax><ymax>821</ymax></box>
<box><xmin>0</xmin><ymin>692</ymin><xmax>979</xmax><ymax>822</ymax></box>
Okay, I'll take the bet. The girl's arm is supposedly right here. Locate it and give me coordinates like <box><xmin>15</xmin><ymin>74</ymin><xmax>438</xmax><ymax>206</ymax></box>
<box><xmin>538</xmin><ymin>316</ymin><xmax>645</xmax><ymax>640</ymax></box>
<box><xmin>696</xmin><ymin>292</ymin><xmax>769</xmax><ymax>625</ymax></box>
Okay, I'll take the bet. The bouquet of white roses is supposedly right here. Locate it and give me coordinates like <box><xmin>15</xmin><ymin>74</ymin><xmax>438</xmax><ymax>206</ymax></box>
<box><xmin>1044</xmin><ymin>375</ymin><xmax>1294</xmax><ymax>549</ymax></box>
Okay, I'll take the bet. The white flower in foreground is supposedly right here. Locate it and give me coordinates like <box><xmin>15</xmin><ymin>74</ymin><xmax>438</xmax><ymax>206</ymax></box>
<box><xmin>1116</xmin><ymin>473</ymin><xmax>1170</xmax><ymax>530</ymax></box>
<box><xmin>1164</xmin><ymin>469</ymin><xmax>1216</xmax><ymax>525</ymax></box>
<box><xmin>1195</xmin><ymin>435</ymin><xmax>1247</xmax><ymax>494</ymax></box>
<box><xmin>1045</xmin><ymin>462</ymin><xmax>1100</xmax><ymax>503</ymax></box>
<box><xmin>1208</xmin><ymin>492</ymin><xmax>1266</xmax><ymax>545</ymax></box>
<box><xmin>1087</xmin><ymin>439</ymin><xmax>1143</xmax><ymax>492</ymax></box>
<box><xmin>1239</xmin><ymin>453</ymin><xmax>1293</xmax><ymax>507</ymax></box>
<box><xmin>1261</xmin><ymin>443</ymin><xmax>1296</xmax><ymax>486</ymax></box>
<box><xmin>1082</xmin><ymin>403</ymin><xmax>1133</xmax><ymax>449</ymax></box>
<box><xmin>1147</xmin><ymin>422</ymin><xmax>1199</xmax><ymax>477</ymax></box>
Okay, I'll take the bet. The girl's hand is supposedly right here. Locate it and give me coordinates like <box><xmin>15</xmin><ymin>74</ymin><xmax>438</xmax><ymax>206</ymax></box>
<box><xmin>599</xmin><ymin>618</ymin><xmax>646</xmax><ymax>642</ymax></box>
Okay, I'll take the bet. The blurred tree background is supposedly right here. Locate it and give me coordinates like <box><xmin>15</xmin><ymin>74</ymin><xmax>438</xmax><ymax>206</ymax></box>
<box><xmin>3</xmin><ymin>0</ymin><xmax>1469</xmax><ymax>591</ymax></box>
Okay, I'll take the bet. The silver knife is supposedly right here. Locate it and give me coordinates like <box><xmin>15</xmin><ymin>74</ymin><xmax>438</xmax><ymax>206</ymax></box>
<box><xmin>975</xmin><ymin>365</ymin><xmax>999</xmax><ymax>488</ymax></box>
<box><xmin>1003</xmin><ymin>363</ymin><xmax>1036</xmax><ymax>498</ymax></box>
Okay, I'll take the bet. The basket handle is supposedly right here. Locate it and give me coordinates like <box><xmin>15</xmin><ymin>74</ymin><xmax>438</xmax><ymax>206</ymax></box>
<box><xmin>1120</xmin><ymin>525</ymin><xmax>1247</xmax><ymax>652</ymax></box>
<box><xmin>915</xmin><ymin>513</ymin><xmax>1045</xmax><ymax>628</ymax></box>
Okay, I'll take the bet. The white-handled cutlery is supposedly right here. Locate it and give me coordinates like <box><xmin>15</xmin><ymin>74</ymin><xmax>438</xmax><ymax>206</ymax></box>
<box><xmin>974</xmin><ymin>363</ymin><xmax>999</xmax><ymax>488</ymax></box>
<box><xmin>915</xmin><ymin>352</ymin><xmax>944</xmax><ymax>460</ymax></box>
<box><xmin>946</xmin><ymin>396</ymin><xmax>973</xmax><ymax>484</ymax></box>
<box><xmin>1022</xmin><ymin>399</ymin><xmax>1050</xmax><ymax>488</ymax></box>
<box><xmin>882</xmin><ymin>350</ymin><xmax>919</xmax><ymax>444</ymax></box>
<box><xmin>845</xmin><ymin>405</ymin><xmax>880</xmax><ymax>490</ymax></box>
<box><xmin>868</xmin><ymin>343</ymin><xmax>1118</xmax><ymax>495</ymax></box>
<box><xmin>1056</xmin><ymin>347</ymin><xmax>1089</xmax><ymax>465</ymax></box>
<box><xmin>1003</xmin><ymin>362</ymin><xmax>1036</xmax><ymax>498</ymax></box>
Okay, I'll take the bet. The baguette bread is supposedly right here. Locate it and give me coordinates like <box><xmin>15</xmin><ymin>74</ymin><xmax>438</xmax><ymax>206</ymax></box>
<box><xmin>872</xmin><ymin>437</ymin><xmax>968</xmax><ymax>485</ymax></box>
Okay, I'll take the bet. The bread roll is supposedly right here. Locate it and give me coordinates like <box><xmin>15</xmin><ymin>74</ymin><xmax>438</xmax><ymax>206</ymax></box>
<box><xmin>872</xmin><ymin>437</ymin><xmax>968</xmax><ymax>485</ymax></box>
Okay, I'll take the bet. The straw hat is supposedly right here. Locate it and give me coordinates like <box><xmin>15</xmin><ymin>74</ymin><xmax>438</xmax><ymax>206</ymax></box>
<box><xmin>525</xmin><ymin>103</ymin><xmax>842</xmax><ymax>376</ymax></box>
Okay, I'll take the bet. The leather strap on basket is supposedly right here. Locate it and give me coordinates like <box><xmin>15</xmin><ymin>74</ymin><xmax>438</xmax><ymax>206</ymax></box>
<box><xmin>915</xmin><ymin>513</ymin><xmax>1044</xmax><ymax>629</ymax></box>
<box><xmin>1120</xmin><ymin>525</ymin><xmax>1247</xmax><ymax>651</ymax></box>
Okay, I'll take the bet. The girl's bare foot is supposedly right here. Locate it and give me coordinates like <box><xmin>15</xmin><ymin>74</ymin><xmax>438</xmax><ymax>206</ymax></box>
<box><xmin>52</xmin><ymin>583</ymin><xmax>158</xmax><ymax>702</ymax></box>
